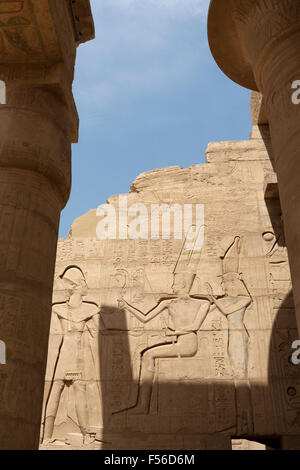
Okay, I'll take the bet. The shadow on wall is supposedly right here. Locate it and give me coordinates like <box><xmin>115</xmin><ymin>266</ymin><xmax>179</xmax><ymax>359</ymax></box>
<box><xmin>96</xmin><ymin>291</ymin><xmax>300</xmax><ymax>450</ymax></box>
<box><xmin>39</xmin><ymin>247</ymin><xmax>300</xmax><ymax>450</ymax></box>
<box><xmin>39</xmin><ymin>277</ymin><xmax>300</xmax><ymax>449</ymax></box>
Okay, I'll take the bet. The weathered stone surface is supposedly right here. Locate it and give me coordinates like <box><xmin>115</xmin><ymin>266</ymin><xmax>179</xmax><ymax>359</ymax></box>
<box><xmin>40</xmin><ymin>102</ymin><xmax>300</xmax><ymax>449</ymax></box>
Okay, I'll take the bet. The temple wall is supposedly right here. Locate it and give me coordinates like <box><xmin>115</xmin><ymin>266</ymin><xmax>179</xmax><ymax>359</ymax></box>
<box><xmin>40</xmin><ymin>132</ymin><xmax>300</xmax><ymax>450</ymax></box>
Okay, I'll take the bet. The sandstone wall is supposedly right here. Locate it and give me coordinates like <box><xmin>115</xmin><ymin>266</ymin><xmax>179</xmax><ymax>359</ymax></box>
<box><xmin>40</xmin><ymin>130</ymin><xmax>300</xmax><ymax>450</ymax></box>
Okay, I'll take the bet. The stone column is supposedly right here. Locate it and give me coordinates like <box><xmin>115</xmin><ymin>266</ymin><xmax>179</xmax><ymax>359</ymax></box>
<box><xmin>208</xmin><ymin>0</ymin><xmax>300</xmax><ymax>332</ymax></box>
<box><xmin>0</xmin><ymin>0</ymin><xmax>94</xmax><ymax>449</ymax></box>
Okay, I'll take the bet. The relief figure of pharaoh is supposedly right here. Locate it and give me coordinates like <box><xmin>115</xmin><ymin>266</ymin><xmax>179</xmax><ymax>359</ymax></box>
<box><xmin>43</xmin><ymin>266</ymin><xmax>100</xmax><ymax>446</ymax></box>
<box><xmin>117</xmin><ymin>271</ymin><xmax>211</xmax><ymax>415</ymax></box>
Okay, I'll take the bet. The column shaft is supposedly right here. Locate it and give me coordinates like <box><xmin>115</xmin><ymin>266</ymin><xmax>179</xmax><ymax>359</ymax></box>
<box><xmin>259</xmin><ymin>32</ymin><xmax>300</xmax><ymax>331</ymax></box>
<box><xmin>0</xmin><ymin>91</ymin><xmax>70</xmax><ymax>449</ymax></box>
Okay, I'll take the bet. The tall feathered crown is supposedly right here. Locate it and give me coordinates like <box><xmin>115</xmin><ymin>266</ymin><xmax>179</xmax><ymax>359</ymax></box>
<box><xmin>221</xmin><ymin>236</ymin><xmax>240</xmax><ymax>275</ymax></box>
<box><xmin>173</xmin><ymin>225</ymin><xmax>204</xmax><ymax>293</ymax></box>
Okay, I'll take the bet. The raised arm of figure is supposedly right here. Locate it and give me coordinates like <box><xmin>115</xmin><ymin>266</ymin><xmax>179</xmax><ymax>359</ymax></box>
<box><xmin>120</xmin><ymin>299</ymin><xmax>171</xmax><ymax>324</ymax></box>
<box><xmin>210</xmin><ymin>295</ymin><xmax>251</xmax><ymax>316</ymax></box>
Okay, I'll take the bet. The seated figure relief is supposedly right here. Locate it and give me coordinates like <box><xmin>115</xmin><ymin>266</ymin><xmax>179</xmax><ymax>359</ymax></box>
<box><xmin>115</xmin><ymin>236</ymin><xmax>253</xmax><ymax>417</ymax></box>
<box><xmin>117</xmin><ymin>270</ymin><xmax>211</xmax><ymax>415</ymax></box>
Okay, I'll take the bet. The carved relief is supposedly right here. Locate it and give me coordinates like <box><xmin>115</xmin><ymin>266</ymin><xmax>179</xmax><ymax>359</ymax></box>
<box><xmin>0</xmin><ymin>17</ymin><xmax>32</xmax><ymax>54</ymax></box>
<box><xmin>233</xmin><ymin>0</ymin><xmax>300</xmax><ymax>72</ymax></box>
<box><xmin>42</xmin><ymin>266</ymin><xmax>101</xmax><ymax>447</ymax></box>
<box><xmin>41</xmin><ymin>136</ymin><xmax>300</xmax><ymax>448</ymax></box>
<box><xmin>208</xmin><ymin>237</ymin><xmax>252</xmax><ymax>380</ymax></box>
<box><xmin>263</xmin><ymin>229</ymin><xmax>293</xmax><ymax>311</ymax></box>
<box><xmin>0</xmin><ymin>1</ymin><xmax>24</xmax><ymax>15</ymax></box>
<box><xmin>233</xmin><ymin>0</ymin><xmax>300</xmax><ymax>35</ymax></box>
<box><xmin>0</xmin><ymin>1</ymin><xmax>34</xmax><ymax>56</ymax></box>
<box><xmin>262</xmin><ymin>214</ymin><xmax>300</xmax><ymax>432</ymax></box>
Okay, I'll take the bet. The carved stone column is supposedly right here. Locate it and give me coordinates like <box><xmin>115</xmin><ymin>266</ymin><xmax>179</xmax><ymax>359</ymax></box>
<box><xmin>208</xmin><ymin>0</ymin><xmax>300</xmax><ymax>332</ymax></box>
<box><xmin>0</xmin><ymin>0</ymin><xmax>94</xmax><ymax>449</ymax></box>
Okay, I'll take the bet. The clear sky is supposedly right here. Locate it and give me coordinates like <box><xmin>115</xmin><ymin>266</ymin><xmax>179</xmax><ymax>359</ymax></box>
<box><xmin>59</xmin><ymin>0</ymin><xmax>251</xmax><ymax>238</ymax></box>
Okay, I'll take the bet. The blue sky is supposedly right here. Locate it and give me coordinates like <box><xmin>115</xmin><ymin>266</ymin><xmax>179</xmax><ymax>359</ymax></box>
<box><xmin>59</xmin><ymin>0</ymin><xmax>251</xmax><ymax>237</ymax></box>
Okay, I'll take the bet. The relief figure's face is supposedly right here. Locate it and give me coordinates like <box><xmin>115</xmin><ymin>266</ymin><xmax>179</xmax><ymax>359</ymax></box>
<box><xmin>222</xmin><ymin>274</ymin><xmax>243</xmax><ymax>297</ymax></box>
<box><xmin>172</xmin><ymin>273</ymin><xmax>189</xmax><ymax>295</ymax></box>
<box><xmin>64</xmin><ymin>278</ymin><xmax>88</xmax><ymax>300</ymax></box>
